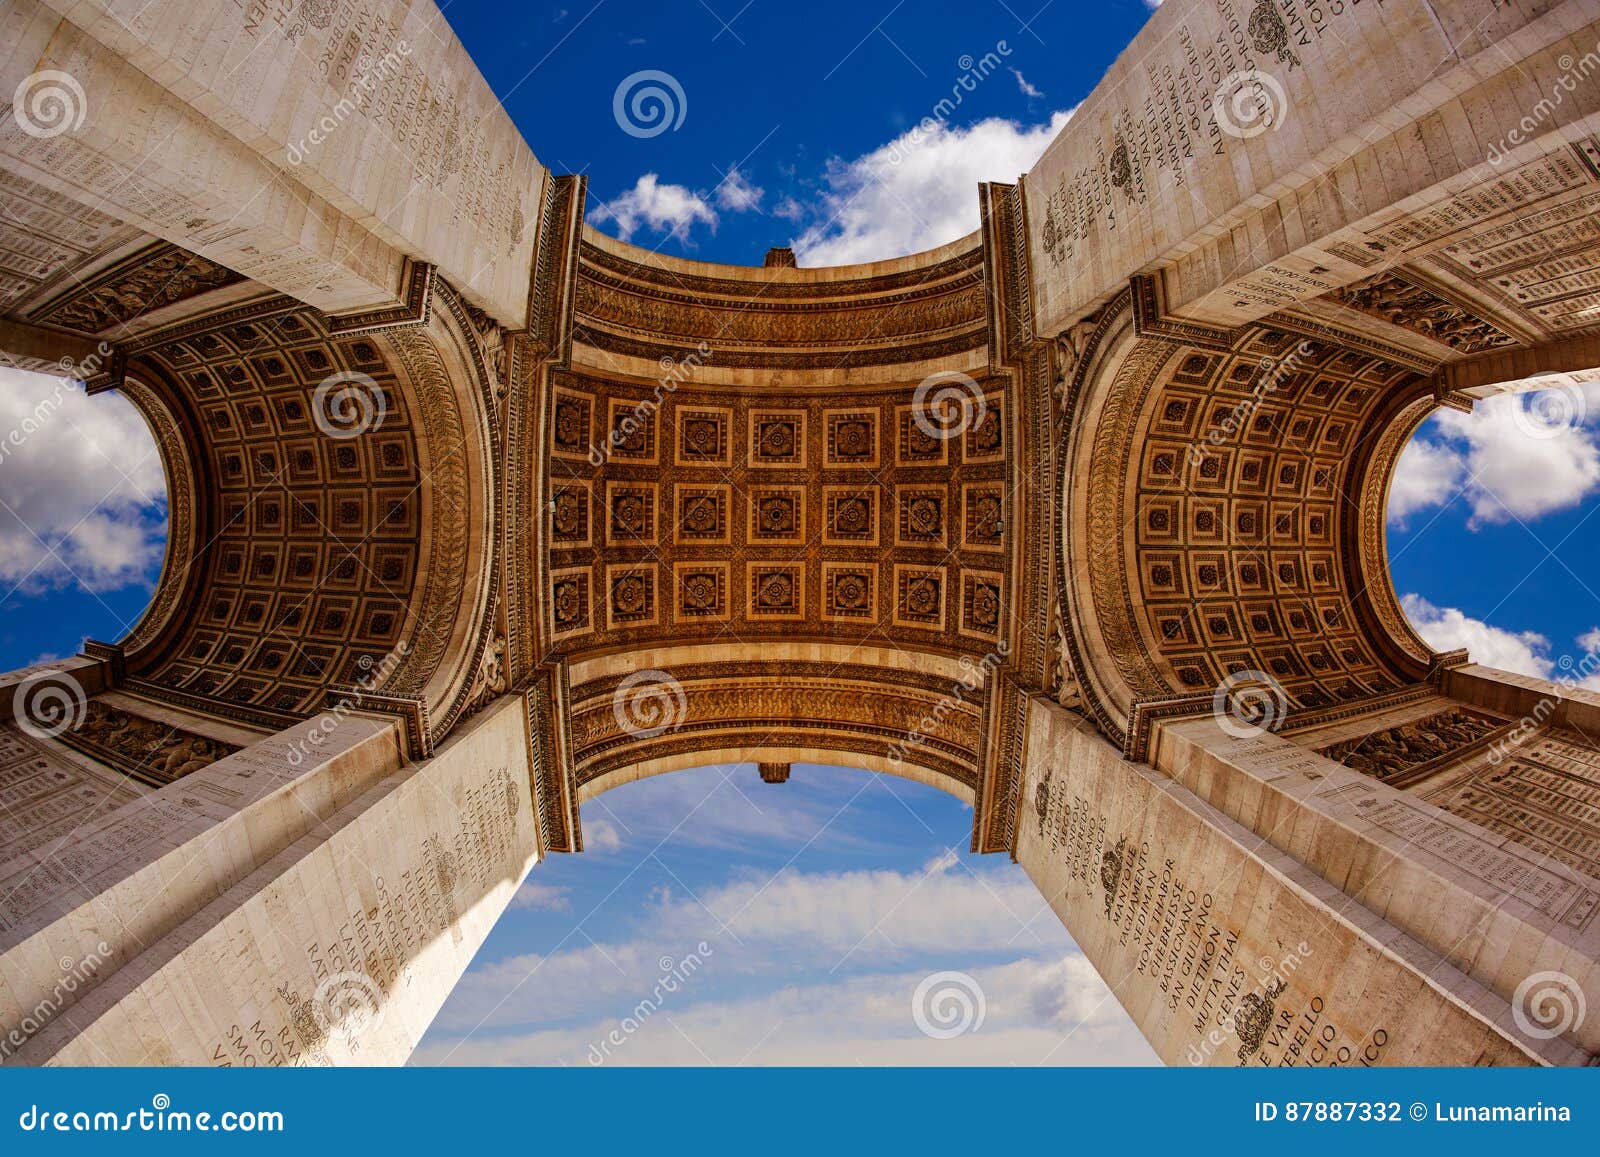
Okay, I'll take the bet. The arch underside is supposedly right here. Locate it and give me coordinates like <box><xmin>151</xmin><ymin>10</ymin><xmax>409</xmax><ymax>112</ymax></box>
<box><xmin>52</xmin><ymin>264</ymin><xmax>502</xmax><ymax>743</ymax></box>
<box><xmin>1063</xmin><ymin>293</ymin><xmax>1441</xmax><ymax>749</ymax></box>
<box><xmin>534</xmin><ymin>224</ymin><xmax>1036</xmax><ymax>814</ymax></box>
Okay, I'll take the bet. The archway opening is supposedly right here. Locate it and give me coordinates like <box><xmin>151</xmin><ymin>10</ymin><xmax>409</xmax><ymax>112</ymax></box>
<box><xmin>1386</xmin><ymin>378</ymin><xmax>1600</xmax><ymax>689</ymax></box>
<box><xmin>414</xmin><ymin>760</ymin><xmax>1157</xmax><ymax>1067</ymax></box>
<box><xmin>0</xmin><ymin>366</ymin><xmax>168</xmax><ymax>671</ymax></box>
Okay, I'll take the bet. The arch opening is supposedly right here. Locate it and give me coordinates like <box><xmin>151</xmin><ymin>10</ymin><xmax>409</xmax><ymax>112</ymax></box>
<box><xmin>1385</xmin><ymin>374</ymin><xmax>1600</xmax><ymax>689</ymax></box>
<box><xmin>0</xmin><ymin>365</ymin><xmax>168</xmax><ymax>661</ymax></box>
<box><xmin>415</xmin><ymin>758</ymin><xmax>1156</xmax><ymax>1066</ymax></box>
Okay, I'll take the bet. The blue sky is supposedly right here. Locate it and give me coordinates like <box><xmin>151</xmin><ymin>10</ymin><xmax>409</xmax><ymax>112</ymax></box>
<box><xmin>4</xmin><ymin>0</ymin><xmax>1600</xmax><ymax>1065</ymax></box>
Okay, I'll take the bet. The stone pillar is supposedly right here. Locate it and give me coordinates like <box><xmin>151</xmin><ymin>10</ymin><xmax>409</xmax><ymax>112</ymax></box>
<box><xmin>1015</xmin><ymin>695</ymin><xmax>1589</xmax><ymax>1066</ymax></box>
<box><xmin>0</xmin><ymin>686</ymin><xmax>541</xmax><ymax>1065</ymax></box>
<box><xmin>2</xmin><ymin>0</ymin><xmax>543</xmax><ymax>324</ymax></box>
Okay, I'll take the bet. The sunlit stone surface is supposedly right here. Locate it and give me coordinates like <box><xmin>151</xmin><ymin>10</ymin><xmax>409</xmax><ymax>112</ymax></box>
<box><xmin>1</xmin><ymin>0</ymin><xmax>1598</xmax><ymax>1066</ymax></box>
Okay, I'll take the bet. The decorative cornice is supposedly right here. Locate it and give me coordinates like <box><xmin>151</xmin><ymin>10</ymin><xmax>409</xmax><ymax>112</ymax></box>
<box><xmin>79</xmin><ymin>640</ymin><xmax>126</xmax><ymax>685</ymax></box>
<box><xmin>325</xmin><ymin>261</ymin><xmax>435</xmax><ymax>335</ymax></box>
<box><xmin>324</xmin><ymin>688</ymin><xmax>432</xmax><ymax>761</ymax></box>
<box><xmin>527</xmin><ymin>666</ymin><xmax>581</xmax><ymax>853</ymax></box>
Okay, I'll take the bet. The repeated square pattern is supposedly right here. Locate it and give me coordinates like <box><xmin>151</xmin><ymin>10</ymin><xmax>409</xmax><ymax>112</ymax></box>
<box><xmin>545</xmin><ymin>369</ymin><xmax>1010</xmax><ymax>650</ymax></box>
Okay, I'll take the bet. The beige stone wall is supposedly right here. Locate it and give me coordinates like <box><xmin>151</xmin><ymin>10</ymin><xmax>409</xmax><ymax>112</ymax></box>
<box><xmin>2</xmin><ymin>0</ymin><xmax>543</xmax><ymax>324</ymax></box>
<box><xmin>1016</xmin><ymin>695</ymin><xmax>1582</xmax><ymax>1066</ymax></box>
<box><xmin>1023</xmin><ymin>0</ymin><xmax>1600</xmax><ymax>333</ymax></box>
<box><xmin>4</xmin><ymin>695</ymin><xmax>538</xmax><ymax>1065</ymax></box>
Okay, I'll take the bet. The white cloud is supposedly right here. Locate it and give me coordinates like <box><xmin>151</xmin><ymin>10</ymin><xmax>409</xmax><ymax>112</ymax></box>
<box><xmin>1400</xmin><ymin>596</ymin><xmax>1600</xmax><ymax>689</ymax></box>
<box><xmin>1012</xmin><ymin>69</ymin><xmax>1043</xmax><ymax>99</ymax></box>
<box><xmin>589</xmin><ymin>109</ymin><xmax>1075</xmax><ymax>262</ymax></box>
<box><xmin>1386</xmin><ymin>437</ymin><xmax>1464</xmax><ymax>524</ymax></box>
<box><xmin>509</xmin><ymin>881</ymin><xmax>571</xmax><ymax>912</ymax></box>
<box><xmin>0</xmin><ymin>368</ymin><xmax>166</xmax><ymax>593</ymax></box>
<box><xmin>414</xmin><ymin>955</ymin><xmax>1152</xmax><ymax>1066</ymax></box>
<box><xmin>429</xmin><ymin>857</ymin><xmax>1058</xmax><ymax>1035</ymax></box>
<box><xmin>1391</xmin><ymin>387</ymin><xmax>1600</xmax><ymax>527</ymax></box>
<box><xmin>791</xmin><ymin>109</ymin><xmax>1074</xmax><ymax>266</ymax></box>
<box><xmin>1399</xmin><ymin>594</ymin><xmax>1553</xmax><ymax>678</ymax></box>
<box><xmin>576</xmin><ymin>762</ymin><xmax>891</xmax><ymax>854</ymax></box>
<box><xmin>582</xmin><ymin>818</ymin><xmax>623</xmax><ymax>853</ymax></box>
<box><xmin>714</xmin><ymin>165</ymin><xmax>763</xmax><ymax>212</ymax></box>
<box><xmin>589</xmin><ymin>173</ymin><xmax>718</xmax><ymax>243</ymax></box>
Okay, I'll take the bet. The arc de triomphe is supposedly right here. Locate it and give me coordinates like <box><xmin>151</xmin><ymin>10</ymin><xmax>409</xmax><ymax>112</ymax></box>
<box><xmin>2</xmin><ymin>0</ymin><xmax>1599</xmax><ymax>1066</ymax></box>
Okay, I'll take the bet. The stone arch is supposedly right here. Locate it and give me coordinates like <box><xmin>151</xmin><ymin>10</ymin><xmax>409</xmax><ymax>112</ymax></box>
<box><xmin>579</xmin><ymin>749</ymin><xmax>973</xmax><ymax>806</ymax></box>
<box><xmin>108</xmin><ymin>283</ymin><xmax>499</xmax><ymax>738</ymax></box>
<box><xmin>115</xmin><ymin>374</ymin><xmax>201</xmax><ymax>663</ymax></box>
<box><xmin>1061</xmin><ymin>291</ymin><xmax>1442</xmax><ymax>751</ymax></box>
